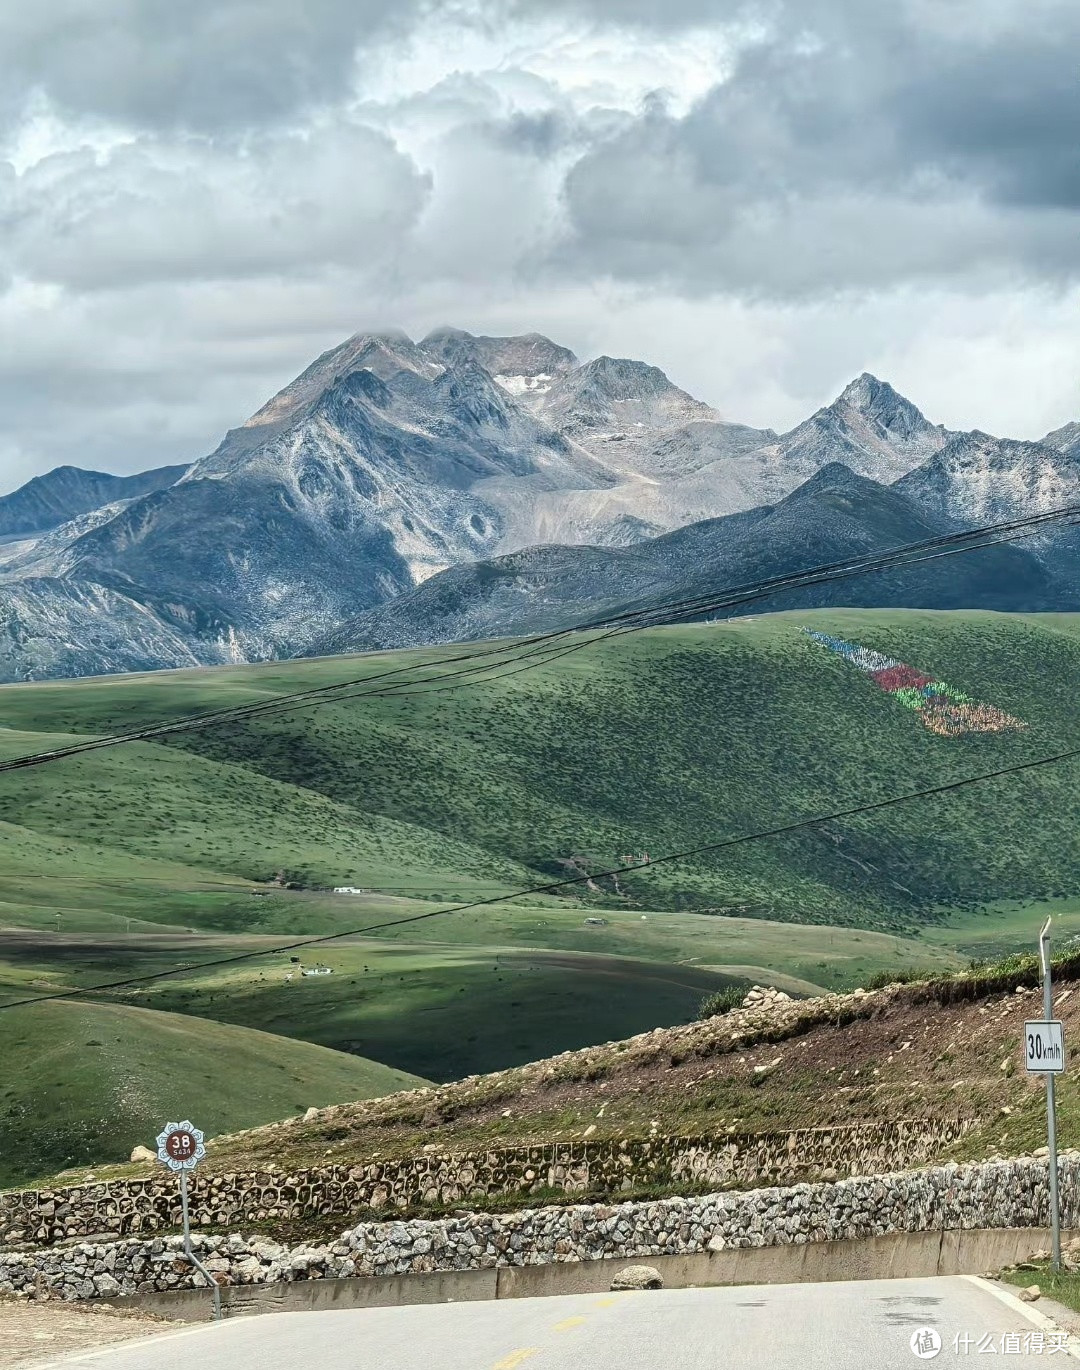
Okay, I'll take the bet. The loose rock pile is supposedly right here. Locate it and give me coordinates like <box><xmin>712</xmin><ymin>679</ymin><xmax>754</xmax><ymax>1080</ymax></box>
<box><xmin>740</xmin><ymin>986</ymin><xmax>793</xmax><ymax>1010</ymax></box>
<box><xmin>1</xmin><ymin>1153</ymin><xmax>1075</xmax><ymax>1304</ymax></box>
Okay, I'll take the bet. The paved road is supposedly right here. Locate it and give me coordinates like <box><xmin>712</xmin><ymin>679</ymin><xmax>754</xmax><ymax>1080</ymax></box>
<box><xmin>35</xmin><ymin>1277</ymin><xmax>1077</xmax><ymax>1370</ymax></box>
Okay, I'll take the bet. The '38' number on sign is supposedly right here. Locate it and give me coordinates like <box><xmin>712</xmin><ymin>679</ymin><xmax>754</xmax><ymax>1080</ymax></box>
<box><xmin>165</xmin><ymin>1131</ymin><xmax>196</xmax><ymax>1160</ymax></box>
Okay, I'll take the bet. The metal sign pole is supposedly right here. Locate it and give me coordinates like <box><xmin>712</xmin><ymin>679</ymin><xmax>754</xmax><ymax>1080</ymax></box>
<box><xmin>177</xmin><ymin>1171</ymin><xmax>221</xmax><ymax>1321</ymax></box>
<box><xmin>1040</xmin><ymin>917</ymin><xmax>1062</xmax><ymax>1272</ymax></box>
<box><xmin>180</xmin><ymin>1171</ymin><xmax>191</xmax><ymax>1253</ymax></box>
<box><xmin>157</xmin><ymin>1120</ymin><xmax>221</xmax><ymax>1321</ymax></box>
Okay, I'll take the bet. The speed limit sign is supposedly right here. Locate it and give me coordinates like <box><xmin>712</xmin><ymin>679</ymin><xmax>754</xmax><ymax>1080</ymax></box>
<box><xmin>156</xmin><ymin>1120</ymin><xmax>206</xmax><ymax>1171</ymax></box>
<box><xmin>1025</xmin><ymin>1021</ymin><xmax>1066</xmax><ymax>1074</ymax></box>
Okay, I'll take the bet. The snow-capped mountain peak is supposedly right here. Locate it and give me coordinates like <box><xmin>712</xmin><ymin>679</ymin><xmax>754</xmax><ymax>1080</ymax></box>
<box><xmin>3</xmin><ymin>324</ymin><xmax>1079</xmax><ymax>684</ymax></box>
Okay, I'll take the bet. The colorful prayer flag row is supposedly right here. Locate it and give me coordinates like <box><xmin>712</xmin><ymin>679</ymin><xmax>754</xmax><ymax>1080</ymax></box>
<box><xmin>802</xmin><ymin>630</ymin><xmax>1026</xmax><ymax>737</ymax></box>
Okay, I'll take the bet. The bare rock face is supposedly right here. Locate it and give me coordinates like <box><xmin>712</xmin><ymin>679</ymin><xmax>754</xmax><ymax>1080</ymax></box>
<box><xmin>776</xmin><ymin>373</ymin><xmax>949</xmax><ymax>487</ymax></box>
<box><xmin>419</xmin><ymin>327</ymin><xmax>578</xmax><ymax>387</ymax></box>
<box><xmin>0</xmin><ymin>464</ymin><xmax>188</xmax><ymax>540</ymax></box>
<box><xmin>3</xmin><ymin>323</ymin><xmax>1078</xmax><ymax>684</ymax></box>
<box><xmin>610</xmin><ymin>1264</ymin><xmax>664</xmax><ymax>1291</ymax></box>
<box><xmin>129</xmin><ymin>1146</ymin><xmax>156</xmax><ymax>1164</ymax></box>
<box><xmin>1044</xmin><ymin>420</ymin><xmax>1080</xmax><ymax>460</ymax></box>
<box><xmin>897</xmin><ymin>430</ymin><xmax>1080</xmax><ymax>525</ymax></box>
<box><xmin>309</xmin><ymin>458</ymin><xmax>1077</xmax><ymax>658</ymax></box>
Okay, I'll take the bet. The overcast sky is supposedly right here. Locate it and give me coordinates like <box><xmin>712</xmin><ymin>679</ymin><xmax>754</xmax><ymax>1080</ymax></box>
<box><xmin>1</xmin><ymin>0</ymin><xmax>1079</xmax><ymax>492</ymax></box>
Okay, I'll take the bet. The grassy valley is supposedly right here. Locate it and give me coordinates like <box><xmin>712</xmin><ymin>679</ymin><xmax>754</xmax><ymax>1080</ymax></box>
<box><xmin>2</xmin><ymin>608</ymin><xmax>1080</xmax><ymax>1182</ymax></box>
<box><xmin>88</xmin><ymin>954</ymin><xmax>1080</xmax><ymax>1228</ymax></box>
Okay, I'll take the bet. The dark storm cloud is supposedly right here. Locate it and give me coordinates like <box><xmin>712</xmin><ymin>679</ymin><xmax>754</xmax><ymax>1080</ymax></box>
<box><xmin>889</xmin><ymin>32</ymin><xmax>1080</xmax><ymax>210</ymax></box>
<box><xmin>0</xmin><ymin>0</ymin><xmax>431</xmax><ymax>133</ymax></box>
<box><xmin>555</xmin><ymin>1</ymin><xmax>1080</xmax><ymax>295</ymax></box>
<box><xmin>4</xmin><ymin>0</ymin><xmax>1080</xmax><ymax>487</ymax></box>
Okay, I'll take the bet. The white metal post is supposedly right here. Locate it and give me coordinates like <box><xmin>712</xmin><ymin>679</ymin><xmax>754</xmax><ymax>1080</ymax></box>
<box><xmin>179</xmin><ymin>1171</ymin><xmax>222</xmax><ymax>1321</ymax></box>
<box><xmin>1040</xmin><ymin>916</ymin><xmax>1062</xmax><ymax>1272</ymax></box>
<box><xmin>180</xmin><ymin>1171</ymin><xmax>190</xmax><ymax>1249</ymax></box>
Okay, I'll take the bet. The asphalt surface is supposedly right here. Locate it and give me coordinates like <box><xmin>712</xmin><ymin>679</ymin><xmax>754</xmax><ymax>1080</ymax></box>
<box><xmin>34</xmin><ymin>1276</ymin><xmax>1077</xmax><ymax>1370</ymax></box>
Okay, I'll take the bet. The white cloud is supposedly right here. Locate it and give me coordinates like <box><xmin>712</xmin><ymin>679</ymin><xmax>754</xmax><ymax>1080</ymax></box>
<box><xmin>2</xmin><ymin>123</ymin><xmax>430</xmax><ymax>290</ymax></box>
<box><xmin>355</xmin><ymin>14</ymin><xmax>743</xmax><ymax>121</ymax></box>
<box><xmin>0</xmin><ymin>0</ymin><xmax>1078</xmax><ymax>493</ymax></box>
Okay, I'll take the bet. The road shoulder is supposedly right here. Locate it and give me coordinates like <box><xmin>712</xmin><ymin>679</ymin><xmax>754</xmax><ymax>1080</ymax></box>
<box><xmin>0</xmin><ymin>1299</ymin><xmax>182</xmax><ymax>1370</ymax></box>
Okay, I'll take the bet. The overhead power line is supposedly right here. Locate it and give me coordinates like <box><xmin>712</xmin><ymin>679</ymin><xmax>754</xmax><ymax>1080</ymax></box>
<box><xmin>0</xmin><ymin>498</ymin><xmax>1076</xmax><ymax>775</ymax></box>
<box><xmin>0</xmin><ymin>497</ymin><xmax>1078</xmax><ymax>1011</ymax></box>
<box><xmin>2</xmin><ymin>737</ymin><xmax>1078</xmax><ymax>1015</ymax></box>
<box><xmin>215</xmin><ymin>510</ymin><xmax>1080</xmax><ymax>719</ymax></box>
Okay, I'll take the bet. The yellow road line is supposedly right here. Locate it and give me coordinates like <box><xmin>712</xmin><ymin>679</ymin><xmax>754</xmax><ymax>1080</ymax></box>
<box><xmin>593</xmin><ymin>1296</ymin><xmax>620</xmax><ymax>1307</ymax></box>
<box><xmin>492</xmin><ymin>1350</ymin><xmax>540</xmax><ymax>1370</ymax></box>
<box><xmin>553</xmin><ymin>1316</ymin><xmax>587</xmax><ymax>1332</ymax></box>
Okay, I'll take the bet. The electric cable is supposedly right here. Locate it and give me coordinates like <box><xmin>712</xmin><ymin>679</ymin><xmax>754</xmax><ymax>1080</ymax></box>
<box><xmin>0</xmin><ymin>500</ymin><xmax>1076</xmax><ymax>769</ymax></box>
<box><xmin>1</xmin><ymin>736</ymin><xmax>1077</xmax><ymax>1013</ymax></box>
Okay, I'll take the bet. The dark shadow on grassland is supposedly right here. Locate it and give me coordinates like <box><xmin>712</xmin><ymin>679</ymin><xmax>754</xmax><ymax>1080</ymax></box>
<box><xmin>0</xmin><ymin>930</ymin><xmax>277</xmax><ymax>997</ymax></box>
<box><xmin>0</xmin><ymin>998</ymin><xmax>427</xmax><ymax>1189</ymax></box>
<box><xmin>111</xmin><ymin>948</ymin><xmax>739</xmax><ymax>1083</ymax></box>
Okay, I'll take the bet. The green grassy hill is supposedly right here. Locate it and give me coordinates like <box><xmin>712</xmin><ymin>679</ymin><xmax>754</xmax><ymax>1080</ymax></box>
<box><xmin>2</xmin><ymin>608</ymin><xmax>1080</xmax><ymax>1181</ymax></box>
<box><xmin>0</xmin><ymin>610</ymin><xmax>1076</xmax><ymax>928</ymax></box>
<box><xmin>0</xmin><ymin>998</ymin><xmax>427</xmax><ymax>1188</ymax></box>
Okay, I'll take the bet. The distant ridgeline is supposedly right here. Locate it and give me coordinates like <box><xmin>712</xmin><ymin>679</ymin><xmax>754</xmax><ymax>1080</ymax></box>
<box><xmin>803</xmin><ymin>630</ymin><xmax>1026</xmax><ymax>738</ymax></box>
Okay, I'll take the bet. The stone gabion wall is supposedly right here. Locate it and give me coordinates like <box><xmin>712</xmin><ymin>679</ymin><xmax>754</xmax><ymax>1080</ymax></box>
<box><xmin>0</xmin><ymin>1153</ymin><xmax>1069</xmax><ymax>1303</ymax></box>
<box><xmin>0</xmin><ymin>1118</ymin><xmax>972</xmax><ymax>1249</ymax></box>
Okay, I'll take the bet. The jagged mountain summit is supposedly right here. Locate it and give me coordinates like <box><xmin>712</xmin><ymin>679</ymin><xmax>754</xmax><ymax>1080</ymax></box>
<box><xmin>1043</xmin><ymin>421</ymin><xmax>1080</xmax><ymax>460</ymax></box>
<box><xmin>897</xmin><ymin>430</ymin><xmax>1080</xmax><ymax>523</ymax></box>
<box><xmin>768</xmin><ymin>374</ymin><xmax>952</xmax><ymax>485</ymax></box>
<box><xmin>419</xmin><ymin>327</ymin><xmax>578</xmax><ymax>396</ymax></box>
<box><xmin>0</xmin><ymin>325</ymin><xmax>1077</xmax><ymax>683</ymax></box>
<box><xmin>531</xmin><ymin>354</ymin><xmax>719</xmax><ymax>438</ymax></box>
<box><xmin>51</xmin><ymin>330</ymin><xmax>620</xmax><ymax>661</ymax></box>
<box><xmin>456</xmin><ymin>355</ymin><xmax>949</xmax><ymax>551</ymax></box>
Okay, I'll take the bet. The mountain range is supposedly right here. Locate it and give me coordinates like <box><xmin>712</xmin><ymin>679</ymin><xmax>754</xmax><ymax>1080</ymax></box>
<box><xmin>2</xmin><ymin>327</ymin><xmax>1079</xmax><ymax>682</ymax></box>
<box><xmin>310</xmin><ymin>463</ymin><xmax>1079</xmax><ymax>655</ymax></box>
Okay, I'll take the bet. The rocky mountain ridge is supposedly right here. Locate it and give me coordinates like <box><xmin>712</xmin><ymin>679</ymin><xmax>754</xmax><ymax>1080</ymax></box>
<box><xmin>310</xmin><ymin>462</ymin><xmax>1079</xmax><ymax>656</ymax></box>
<box><xmin>897</xmin><ymin>429</ymin><xmax>1080</xmax><ymax>523</ymax></box>
<box><xmin>0</xmin><ymin>463</ymin><xmax>188</xmax><ymax>540</ymax></box>
<box><xmin>1043</xmin><ymin>421</ymin><xmax>1080</xmax><ymax>460</ymax></box>
<box><xmin>0</xmin><ymin>326</ymin><xmax>1077</xmax><ymax>681</ymax></box>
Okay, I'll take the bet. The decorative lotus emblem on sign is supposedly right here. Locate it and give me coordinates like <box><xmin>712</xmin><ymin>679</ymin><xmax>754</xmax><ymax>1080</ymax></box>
<box><xmin>155</xmin><ymin>1120</ymin><xmax>206</xmax><ymax>1172</ymax></box>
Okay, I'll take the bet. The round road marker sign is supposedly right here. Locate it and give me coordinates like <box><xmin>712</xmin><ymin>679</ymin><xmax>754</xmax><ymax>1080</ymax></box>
<box><xmin>156</xmin><ymin>1120</ymin><xmax>206</xmax><ymax>1172</ymax></box>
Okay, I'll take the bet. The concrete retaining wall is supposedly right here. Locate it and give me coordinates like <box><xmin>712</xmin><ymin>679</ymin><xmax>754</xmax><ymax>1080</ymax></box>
<box><xmin>0</xmin><ymin>1152</ymin><xmax>1068</xmax><ymax>1307</ymax></box>
<box><xmin>126</xmin><ymin>1226</ymin><xmax>1069</xmax><ymax>1321</ymax></box>
<box><xmin>0</xmin><ymin>1118</ymin><xmax>970</xmax><ymax>1249</ymax></box>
